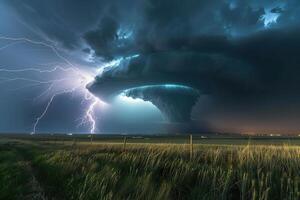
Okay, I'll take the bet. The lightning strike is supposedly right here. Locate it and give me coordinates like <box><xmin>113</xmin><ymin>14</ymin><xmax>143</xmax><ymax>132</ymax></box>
<box><xmin>0</xmin><ymin>77</ymin><xmax>69</xmax><ymax>84</ymax></box>
<box><xmin>0</xmin><ymin>36</ymin><xmax>75</xmax><ymax>68</ymax></box>
<box><xmin>0</xmin><ymin>36</ymin><xmax>107</xmax><ymax>134</ymax></box>
<box><xmin>85</xmin><ymin>98</ymin><xmax>99</xmax><ymax>134</ymax></box>
<box><xmin>34</xmin><ymin>82</ymin><xmax>56</xmax><ymax>100</ymax></box>
<box><xmin>32</xmin><ymin>87</ymin><xmax>79</xmax><ymax>134</ymax></box>
<box><xmin>0</xmin><ymin>41</ymin><xmax>24</xmax><ymax>50</ymax></box>
<box><xmin>78</xmin><ymin>91</ymin><xmax>108</xmax><ymax>134</ymax></box>
<box><xmin>0</xmin><ymin>66</ymin><xmax>76</xmax><ymax>73</ymax></box>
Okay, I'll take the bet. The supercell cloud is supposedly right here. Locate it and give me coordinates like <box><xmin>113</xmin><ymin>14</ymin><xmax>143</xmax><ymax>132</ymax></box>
<box><xmin>123</xmin><ymin>85</ymin><xmax>200</xmax><ymax>122</ymax></box>
<box><xmin>2</xmin><ymin>0</ymin><xmax>300</xmax><ymax>133</ymax></box>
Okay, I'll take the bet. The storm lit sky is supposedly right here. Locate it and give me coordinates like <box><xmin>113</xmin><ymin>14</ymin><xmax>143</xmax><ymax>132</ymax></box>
<box><xmin>1</xmin><ymin>0</ymin><xmax>300</xmax><ymax>134</ymax></box>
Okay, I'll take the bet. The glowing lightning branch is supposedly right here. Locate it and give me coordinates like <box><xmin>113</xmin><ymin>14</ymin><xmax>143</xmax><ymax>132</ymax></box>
<box><xmin>85</xmin><ymin>99</ymin><xmax>98</xmax><ymax>134</ymax></box>
<box><xmin>34</xmin><ymin>82</ymin><xmax>55</xmax><ymax>100</ymax></box>
<box><xmin>0</xmin><ymin>36</ymin><xmax>75</xmax><ymax>68</ymax></box>
<box><xmin>0</xmin><ymin>66</ymin><xmax>76</xmax><ymax>73</ymax></box>
<box><xmin>76</xmin><ymin>91</ymin><xmax>106</xmax><ymax>134</ymax></box>
<box><xmin>32</xmin><ymin>93</ymin><xmax>56</xmax><ymax>134</ymax></box>
<box><xmin>0</xmin><ymin>77</ymin><xmax>69</xmax><ymax>84</ymax></box>
<box><xmin>32</xmin><ymin>86</ymin><xmax>79</xmax><ymax>134</ymax></box>
<box><xmin>0</xmin><ymin>36</ymin><xmax>87</xmax><ymax>81</ymax></box>
<box><xmin>8</xmin><ymin>83</ymin><xmax>42</xmax><ymax>92</ymax></box>
<box><xmin>0</xmin><ymin>41</ymin><xmax>24</xmax><ymax>51</ymax></box>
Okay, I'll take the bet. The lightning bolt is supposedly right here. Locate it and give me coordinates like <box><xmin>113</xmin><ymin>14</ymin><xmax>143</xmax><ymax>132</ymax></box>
<box><xmin>0</xmin><ymin>77</ymin><xmax>70</xmax><ymax>84</ymax></box>
<box><xmin>85</xmin><ymin>98</ymin><xmax>98</xmax><ymax>134</ymax></box>
<box><xmin>32</xmin><ymin>86</ymin><xmax>79</xmax><ymax>134</ymax></box>
<box><xmin>0</xmin><ymin>36</ymin><xmax>107</xmax><ymax>134</ymax></box>
<box><xmin>0</xmin><ymin>36</ymin><xmax>75</xmax><ymax>68</ymax></box>
<box><xmin>0</xmin><ymin>66</ymin><xmax>76</xmax><ymax>73</ymax></box>
<box><xmin>77</xmin><ymin>92</ymin><xmax>107</xmax><ymax>134</ymax></box>
<box><xmin>34</xmin><ymin>82</ymin><xmax>56</xmax><ymax>100</ymax></box>
<box><xmin>0</xmin><ymin>41</ymin><xmax>24</xmax><ymax>51</ymax></box>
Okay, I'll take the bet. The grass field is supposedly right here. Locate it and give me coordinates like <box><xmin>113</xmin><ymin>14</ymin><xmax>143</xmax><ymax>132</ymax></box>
<box><xmin>0</xmin><ymin>134</ymin><xmax>300</xmax><ymax>199</ymax></box>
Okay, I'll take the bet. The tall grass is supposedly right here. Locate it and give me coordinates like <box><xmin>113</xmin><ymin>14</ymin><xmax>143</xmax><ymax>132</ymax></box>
<box><xmin>0</xmin><ymin>147</ymin><xmax>31</xmax><ymax>199</ymax></box>
<box><xmin>26</xmin><ymin>143</ymin><xmax>300</xmax><ymax>200</ymax></box>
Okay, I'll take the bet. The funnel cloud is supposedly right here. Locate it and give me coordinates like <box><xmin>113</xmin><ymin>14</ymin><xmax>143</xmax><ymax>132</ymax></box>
<box><xmin>123</xmin><ymin>85</ymin><xmax>200</xmax><ymax>122</ymax></box>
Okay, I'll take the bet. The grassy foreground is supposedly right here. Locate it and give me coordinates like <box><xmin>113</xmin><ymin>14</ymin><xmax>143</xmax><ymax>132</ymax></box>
<box><xmin>0</xmin><ymin>138</ymin><xmax>300</xmax><ymax>199</ymax></box>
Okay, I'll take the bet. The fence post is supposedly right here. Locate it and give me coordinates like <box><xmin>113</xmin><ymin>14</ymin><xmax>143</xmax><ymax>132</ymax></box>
<box><xmin>123</xmin><ymin>136</ymin><xmax>127</xmax><ymax>152</ymax></box>
<box><xmin>190</xmin><ymin>134</ymin><xmax>193</xmax><ymax>160</ymax></box>
<box><xmin>72</xmin><ymin>138</ymin><xmax>77</xmax><ymax>147</ymax></box>
<box><xmin>90</xmin><ymin>134</ymin><xmax>93</xmax><ymax>144</ymax></box>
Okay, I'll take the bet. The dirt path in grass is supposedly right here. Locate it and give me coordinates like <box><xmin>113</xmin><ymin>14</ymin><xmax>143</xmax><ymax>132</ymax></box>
<box><xmin>23</xmin><ymin>160</ymin><xmax>47</xmax><ymax>200</ymax></box>
<box><xmin>11</xmin><ymin>142</ymin><xmax>48</xmax><ymax>200</ymax></box>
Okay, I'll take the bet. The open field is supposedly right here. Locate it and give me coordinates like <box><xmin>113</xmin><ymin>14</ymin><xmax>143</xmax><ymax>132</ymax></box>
<box><xmin>0</xmin><ymin>135</ymin><xmax>300</xmax><ymax>199</ymax></box>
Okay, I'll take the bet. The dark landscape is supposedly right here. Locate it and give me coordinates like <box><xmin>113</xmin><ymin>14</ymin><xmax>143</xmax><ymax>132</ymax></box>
<box><xmin>1</xmin><ymin>134</ymin><xmax>299</xmax><ymax>199</ymax></box>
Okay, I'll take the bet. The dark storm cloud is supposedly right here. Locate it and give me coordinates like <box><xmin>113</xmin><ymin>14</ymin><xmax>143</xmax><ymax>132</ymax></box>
<box><xmin>89</xmin><ymin>27</ymin><xmax>300</xmax><ymax>107</ymax></box>
<box><xmin>88</xmin><ymin>51</ymin><xmax>255</xmax><ymax>99</ymax></box>
<box><xmin>6</xmin><ymin>0</ymin><xmax>298</xmax><ymax>55</ymax></box>
<box><xmin>5</xmin><ymin>0</ymin><xmax>300</xmax><ymax>54</ymax></box>
<box><xmin>85</xmin><ymin>0</ymin><xmax>300</xmax><ymax>124</ymax></box>
<box><xmin>219</xmin><ymin>1</ymin><xmax>264</xmax><ymax>35</ymax></box>
<box><xmin>4</xmin><ymin>0</ymin><xmax>300</xmax><ymax>131</ymax></box>
<box><xmin>84</xmin><ymin>15</ymin><xmax>120</xmax><ymax>60</ymax></box>
<box><xmin>270</xmin><ymin>7</ymin><xmax>284</xmax><ymax>14</ymax></box>
<box><xmin>83</xmin><ymin>0</ymin><xmax>269</xmax><ymax>60</ymax></box>
<box><xmin>83</xmin><ymin>0</ymin><xmax>300</xmax><ymax>60</ymax></box>
<box><xmin>4</xmin><ymin>0</ymin><xmax>111</xmax><ymax>49</ymax></box>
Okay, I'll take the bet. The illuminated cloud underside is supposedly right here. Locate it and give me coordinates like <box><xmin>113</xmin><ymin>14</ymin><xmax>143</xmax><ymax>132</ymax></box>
<box><xmin>123</xmin><ymin>84</ymin><xmax>200</xmax><ymax>122</ymax></box>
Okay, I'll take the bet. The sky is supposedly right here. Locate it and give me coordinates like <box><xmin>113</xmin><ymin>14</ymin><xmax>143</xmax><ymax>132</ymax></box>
<box><xmin>0</xmin><ymin>0</ymin><xmax>300</xmax><ymax>134</ymax></box>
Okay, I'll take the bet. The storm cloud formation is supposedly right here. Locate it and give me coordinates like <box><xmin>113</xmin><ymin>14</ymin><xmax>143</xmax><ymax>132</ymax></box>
<box><xmin>3</xmin><ymin>0</ymin><xmax>300</xmax><ymax>133</ymax></box>
<box><xmin>123</xmin><ymin>85</ymin><xmax>200</xmax><ymax>122</ymax></box>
